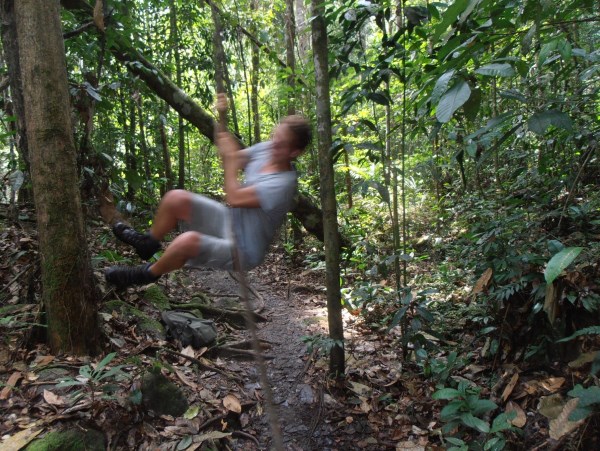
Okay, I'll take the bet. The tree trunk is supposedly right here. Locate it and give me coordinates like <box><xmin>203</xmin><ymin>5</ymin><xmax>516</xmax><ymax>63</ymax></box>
<box><xmin>119</xmin><ymin>87</ymin><xmax>137</xmax><ymax>201</ymax></box>
<box><xmin>159</xmin><ymin>115</ymin><xmax>174</xmax><ymax>192</ymax></box>
<box><xmin>295</xmin><ymin>0</ymin><xmax>310</xmax><ymax>61</ymax></box>
<box><xmin>250</xmin><ymin>0</ymin><xmax>261</xmax><ymax>144</ymax></box>
<box><xmin>14</xmin><ymin>0</ymin><xmax>99</xmax><ymax>355</ymax></box>
<box><xmin>0</xmin><ymin>0</ymin><xmax>32</xmax><ymax>203</ymax></box>
<box><xmin>311</xmin><ymin>0</ymin><xmax>344</xmax><ymax>377</ymax></box>
<box><xmin>285</xmin><ymin>0</ymin><xmax>296</xmax><ymax>116</ymax></box>
<box><xmin>137</xmin><ymin>97</ymin><xmax>152</xmax><ymax>192</ymax></box>
<box><xmin>169</xmin><ymin>0</ymin><xmax>186</xmax><ymax>190</ymax></box>
<box><xmin>210</xmin><ymin>0</ymin><xmax>239</xmax><ymax>135</ymax></box>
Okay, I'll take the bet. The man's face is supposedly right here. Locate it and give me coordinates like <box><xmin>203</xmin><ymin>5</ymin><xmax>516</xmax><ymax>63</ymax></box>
<box><xmin>271</xmin><ymin>124</ymin><xmax>299</xmax><ymax>163</ymax></box>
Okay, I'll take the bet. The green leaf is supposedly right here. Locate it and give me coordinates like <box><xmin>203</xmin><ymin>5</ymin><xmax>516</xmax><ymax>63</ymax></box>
<box><xmin>176</xmin><ymin>435</ymin><xmax>193</xmax><ymax>450</ymax></box>
<box><xmin>557</xmin><ymin>326</ymin><xmax>600</xmax><ymax>343</ymax></box>
<box><xmin>366</xmin><ymin>92</ymin><xmax>389</xmax><ymax>106</ymax></box>
<box><xmin>539</xmin><ymin>40</ymin><xmax>557</xmax><ymax>66</ymax></box>
<box><xmin>485</xmin><ymin>436</ymin><xmax>506</xmax><ymax>451</ymax></box>
<box><xmin>95</xmin><ymin>352</ymin><xmax>117</xmax><ymax>373</ymax></box>
<box><xmin>490</xmin><ymin>412</ymin><xmax>516</xmax><ymax>433</ymax></box>
<box><xmin>528</xmin><ymin>110</ymin><xmax>573</xmax><ymax>135</ymax></box>
<box><xmin>358</xmin><ymin>119</ymin><xmax>378</xmax><ymax>132</ymax></box>
<box><xmin>475</xmin><ymin>63</ymin><xmax>516</xmax><ymax>77</ymax></box>
<box><xmin>498</xmin><ymin>89</ymin><xmax>527</xmax><ymax>103</ymax></box>
<box><xmin>469</xmin><ymin>398</ymin><xmax>497</xmax><ymax>415</ymax></box>
<box><xmin>436</xmin><ymin>79</ymin><xmax>471</xmax><ymax>123</ymax></box>
<box><xmin>446</xmin><ymin>437</ymin><xmax>466</xmax><ymax>446</ymax></box>
<box><xmin>460</xmin><ymin>412</ymin><xmax>490</xmax><ymax>433</ymax></box>
<box><xmin>433</xmin><ymin>388</ymin><xmax>461</xmax><ymax>400</ymax></box>
<box><xmin>462</xmin><ymin>88</ymin><xmax>481</xmax><ymax>122</ymax></box>
<box><xmin>431</xmin><ymin>69</ymin><xmax>455</xmax><ymax>105</ymax></box>
<box><xmin>568</xmin><ymin>405</ymin><xmax>593</xmax><ymax>422</ymax></box>
<box><xmin>568</xmin><ymin>385</ymin><xmax>600</xmax><ymax>407</ymax></box>
<box><xmin>548</xmin><ymin>240</ymin><xmax>564</xmax><ymax>254</ymax></box>
<box><xmin>544</xmin><ymin>247</ymin><xmax>582</xmax><ymax>284</ymax></box>
<box><xmin>557</xmin><ymin>38</ymin><xmax>572</xmax><ymax>61</ymax></box>
<box><xmin>432</xmin><ymin>0</ymin><xmax>470</xmax><ymax>43</ymax></box>
<box><xmin>440</xmin><ymin>401</ymin><xmax>464</xmax><ymax>420</ymax></box>
<box><xmin>184</xmin><ymin>405</ymin><xmax>201</xmax><ymax>419</ymax></box>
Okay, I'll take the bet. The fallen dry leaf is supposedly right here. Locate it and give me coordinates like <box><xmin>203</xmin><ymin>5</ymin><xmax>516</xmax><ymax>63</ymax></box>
<box><xmin>174</xmin><ymin>368</ymin><xmax>198</xmax><ymax>390</ymax></box>
<box><xmin>43</xmin><ymin>389</ymin><xmax>65</xmax><ymax>406</ymax></box>
<box><xmin>540</xmin><ymin>377</ymin><xmax>565</xmax><ymax>393</ymax></box>
<box><xmin>223</xmin><ymin>394</ymin><xmax>242</xmax><ymax>413</ymax></box>
<box><xmin>472</xmin><ymin>267</ymin><xmax>493</xmax><ymax>297</ymax></box>
<box><xmin>33</xmin><ymin>355</ymin><xmax>55</xmax><ymax>367</ymax></box>
<box><xmin>549</xmin><ymin>398</ymin><xmax>584</xmax><ymax>440</ymax></box>
<box><xmin>0</xmin><ymin>427</ymin><xmax>43</xmax><ymax>451</ymax></box>
<box><xmin>181</xmin><ymin>345</ymin><xmax>195</xmax><ymax>358</ymax></box>
<box><xmin>502</xmin><ymin>373</ymin><xmax>519</xmax><ymax>402</ymax></box>
<box><xmin>506</xmin><ymin>401</ymin><xmax>527</xmax><ymax>428</ymax></box>
<box><xmin>0</xmin><ymin>371</ymin><xmax>22</xmax><ymax>400</ymax></box>
<box><xmin>396</xmin><ymin>441</ymin><xmax>425</xmax><ymax>451</ymax></box>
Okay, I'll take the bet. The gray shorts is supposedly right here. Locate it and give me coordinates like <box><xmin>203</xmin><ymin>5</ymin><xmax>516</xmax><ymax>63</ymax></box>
<box><xmin>182</xmin><ymin>194</ymin><xmax>234</xmax><ymax>270</ymax></box>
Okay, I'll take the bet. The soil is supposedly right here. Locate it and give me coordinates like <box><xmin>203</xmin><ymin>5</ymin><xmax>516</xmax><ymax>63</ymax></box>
<box><xmin>187</xmin><ymin>250</ymin><xmax>355</xmax><ymax>450</ymax></box>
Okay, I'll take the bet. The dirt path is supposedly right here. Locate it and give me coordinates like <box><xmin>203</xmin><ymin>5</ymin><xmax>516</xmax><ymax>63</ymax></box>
<box><xmin>190</xmin><ymin>252</ymin><xmax>338</xmax><ymax>450</ymax></box>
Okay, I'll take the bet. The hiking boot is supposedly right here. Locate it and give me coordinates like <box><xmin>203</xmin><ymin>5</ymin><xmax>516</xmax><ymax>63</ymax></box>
<box><xmin>105</xmin><ymin>263</ymin><xmax>160</xmax><ymax>288</ymax></box>
<box><xmin>112</xmin><ymin>222</ymin><xmax>161</xmax><ymax>260</ymax></box>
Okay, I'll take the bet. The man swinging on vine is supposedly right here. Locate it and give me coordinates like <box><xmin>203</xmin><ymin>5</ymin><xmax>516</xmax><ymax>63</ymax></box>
<box><xmin>105</xmin><ymin>94</ymin><xmax>311</xmax><ymax>288</ymax></box>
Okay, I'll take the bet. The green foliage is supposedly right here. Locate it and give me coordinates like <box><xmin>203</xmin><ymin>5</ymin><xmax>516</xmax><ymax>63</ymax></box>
<box><xmin>301</xmin><ymin>334</ymin><xmax>344</xmax><ymax>357</ymax></box>
<box><xmin>567</xmin><ymin>384</ymin><xmax>600</xmax><ymax>421</ymax></box>
<box><xmin>389</xmin><ymin>288</ymin><xmax>437</xmax><ymax>357</ymax></box>
<box><xmin>56</xmin><ymin>352</ymin><xmax>131</xmax><ymax>404</ymax></box>
<box><xmin>433</xmin><ymin>380</ymin><xmax>516</xmax><ymax>450</ymax></box>
<box><xmin>544</xmin><ymin>247</ymin><xmax>583</xmax><ymax>284</ymax></box>
<box><xmin>417</xmin><ymin>350</ymin><xmax>465</xmax><ymax>384</ymax></box>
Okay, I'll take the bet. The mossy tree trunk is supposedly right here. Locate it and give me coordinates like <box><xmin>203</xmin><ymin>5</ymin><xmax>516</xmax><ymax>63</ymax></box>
<box><xmin>311</xmin><ymin>0</ymin><xmax>345</xmax><ymax>377</ymax></box>
<box><xmin>14</xmin><ymin>0</ymin><xmax>99</xmax><ymax>354</ymax></box>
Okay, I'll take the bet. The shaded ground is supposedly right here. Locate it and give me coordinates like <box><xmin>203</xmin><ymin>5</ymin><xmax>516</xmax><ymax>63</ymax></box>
<box><xmin>2</xmin><ymin>211</ymin><xmax>599</xmax><ymax>450</ymax></box>
<box><xmin>1</xmin><ymin>217</ymin><xmax>398</xmax><ymax>450</ymax></box>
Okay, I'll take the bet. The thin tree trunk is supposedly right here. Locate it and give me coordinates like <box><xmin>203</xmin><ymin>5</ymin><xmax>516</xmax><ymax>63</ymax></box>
<box><xmin>159</xmin><ymin>115</ymin><xmax>174</xmax><ymax>192</ymax></box>
<box><xmin>250</xmin><ymin>0</ymin><xmax>261</xmax><ymax>144</ymax></box>
<box><xmin>285</xmin><ymin>0</ymin><xmax>296</xmax><ymax>116</ymax></box>
<box><xmin>0</xmin><ymin>0</ymin><xmax>32</xmax><ymax>203</ymax></box>
<box><xmin>311</xmin><ymin>0</ymin><xmax>344</xmax><ymax>377</ymax></box>
<box><xmin>169</xmin><ymin>0</ymin><xmax>186</xmax><ymax>189</ymax></box>
<box><xmin>211</xmin><ymin>2</ymin><xmax>239</xmax><ymax>135</ymax></box>
<box><xmin>15</xmin><ymin>0</ymin><xmax>98</xmax><ymax>354</ymax></box>
<box><xmin>137</xmin><ymin>98</ymin><xmax>151</xmax><ymax>186</ymax></box>
<box><xmin>120</xmin><ymin>87</ymin><xmax>137</xmax><ymax>201</ymax></box>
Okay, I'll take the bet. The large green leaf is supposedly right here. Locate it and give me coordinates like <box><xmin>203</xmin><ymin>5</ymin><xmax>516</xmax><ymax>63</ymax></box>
<box><xmin>528</xmin><ymin>110</ymin><xmax>573</xmax><ymax>135</ymax></box>
<box><xmin>432</xmin><ymin>388</ymin><xmax>461</xmax><ymax>400</ymax></box>
<box><xmin>432</xmin><ymin>0</ymin><xmax>470</xmax><ymax>43</ymax></box>
<box><xmin>475</xmin><ymin>63</ymin><xmax>516</xmax><ymax>77</ymax></box>
<box><xmin>436</xmin><ymin>79</ymin><xmax>471</xmax><ymax>123</ymax></box>
<box><xmin>460</xmin><ymin>412</ymin><xmax>490</xmax><ymax>433</ymax></box>
<box><xmin>462</xmin><ymin>88</ymin><xmax>481</xmax><ymax>122</ymax></box>
<box><xmin>544</xmin><ymin>247</ymin><xmax>582</xmax><ymax>284</ymax></box>
<box><xmin>431</xmin><ymin>69</ymin><xmax>456</xmax><ymax>105</ymax></box>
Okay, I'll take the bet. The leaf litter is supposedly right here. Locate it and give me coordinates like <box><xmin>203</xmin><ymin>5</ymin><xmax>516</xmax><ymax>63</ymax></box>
<box><xmin>1</xmin><ymin>217</ymin><xmax>599</xmax><ymax>449</ymax></box>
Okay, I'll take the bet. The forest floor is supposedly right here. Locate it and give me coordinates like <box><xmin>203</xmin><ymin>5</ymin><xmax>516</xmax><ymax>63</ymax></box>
<box><xmin>1</xmin><ymin>212</ymin><xmax>599</xmax><ymax>450</ymax></box>
<box><xmin>2</xmin><ymin>217</ymin><xmax>416</xmax><ymax>450</ymax></box>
